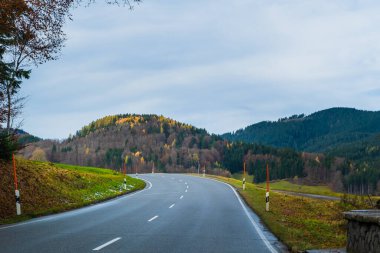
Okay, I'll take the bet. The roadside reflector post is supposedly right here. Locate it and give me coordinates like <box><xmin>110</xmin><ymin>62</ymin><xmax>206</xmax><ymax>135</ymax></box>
<box><xmin>123</xmin><ymin>178</ymin><xmax>127</xmax><ymax>190</ymax></box>
<box><xmin>266</xmin><ymin>163</ymin><xmax>270</xmax><ymax>212</ymax></box>
<box><xmin>15</xmin><ymin>190</ymin><xmax>21</xmax><ymax>215</ymax></box>
<box><xmin>243</xmin><ymin>162</ymin><xmax>246</xmax><ymax>190</ymax></box>
<box><xmin>122</xmin><ymin>160</ymin><xmax>127</xmax><ymax>190</ymax></box>
<box><xmin>203</xmin><ymin>166</ymin><xmax>205</xmax><ymax>177</ymax></box>
<box><xmin>12</xmin><ymin>154</ymin><xmax>21</xmax><ymax>215</ymax></box>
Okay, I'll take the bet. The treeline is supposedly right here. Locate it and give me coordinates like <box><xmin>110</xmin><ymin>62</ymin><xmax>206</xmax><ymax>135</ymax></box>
<box><xmin>222</xmin><ymin>142</ymin><xmax>304</xmax><ymax>182</ymax></box>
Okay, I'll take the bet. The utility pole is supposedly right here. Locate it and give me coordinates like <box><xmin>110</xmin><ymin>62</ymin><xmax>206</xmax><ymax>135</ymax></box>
<box><xmin>243</xmin><ymin>162</ymin><xmax>246</xmax><ymax>190</ymax></box>
<box><xmin>266</xmin><ymin>163</ymin><xmax>270</xmax><ymax>212</ymax></box>
<box><xmin>13</xmin><ymin>154</ymin><xmax>21</xmax><ymax>215</ymax></box>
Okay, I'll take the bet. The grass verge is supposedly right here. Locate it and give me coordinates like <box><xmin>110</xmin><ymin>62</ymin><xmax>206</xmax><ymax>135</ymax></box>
<box><xmin>0</xmin><ymin>158</ymin><xmax>145</xmax><ymax>224</ymax></box>
<box><xmin>231</xmin><ymin>172</ymin><xmax>254</xmax><ymax>184</ymax></box>
<box><xmin>203</xmin><ymin>175</ymin><xmax>370</xmax><ymax>252</ymax></box>
<box><xmin>257</xmin><ymin>180</ymin><xmax>341</xmax><ymax>198</ymax></box>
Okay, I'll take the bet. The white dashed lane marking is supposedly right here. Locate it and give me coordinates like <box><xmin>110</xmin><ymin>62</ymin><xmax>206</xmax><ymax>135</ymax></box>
<box><xmin>93</xmin><ymin>237</ymin><xmax>121</xmax><ymax>251</ymax></box>
<box><xmin>148</xmin><ymin>215</ymin><xmax>159</xmax><ymax>222</ymax></box>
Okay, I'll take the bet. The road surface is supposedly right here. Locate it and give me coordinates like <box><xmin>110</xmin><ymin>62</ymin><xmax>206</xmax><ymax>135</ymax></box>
<box><xmin>0</xmin><ymin>174</ymin><xmax>286</xmax><ymax>253</ymax></box>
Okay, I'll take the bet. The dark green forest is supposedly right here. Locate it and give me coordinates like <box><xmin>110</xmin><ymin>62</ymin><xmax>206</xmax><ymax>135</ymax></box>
<box><xmin>222</xmin><ymin>108</ymin><xmax>380</xmax><ymax>152</ymax></box>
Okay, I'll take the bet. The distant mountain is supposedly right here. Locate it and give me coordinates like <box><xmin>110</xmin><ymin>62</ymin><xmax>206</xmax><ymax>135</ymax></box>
<box><xmin>16</xmin><ymin>129</ymin><xmax>42</xmax><ymax>145</ymax></box>
<box><xmin>20</xmin><ymin>114</ymin><xmax>227</xmax><ymax>174</ymax></box>
<box><xmin>20</xmin><ymin>112</ymin><xmax>380</xmax><ymax>194</ymax></box>
<box><xmin>222</xmin><ymin>108</ymin><xmax>380</xmax><ymax>152</ymax></box>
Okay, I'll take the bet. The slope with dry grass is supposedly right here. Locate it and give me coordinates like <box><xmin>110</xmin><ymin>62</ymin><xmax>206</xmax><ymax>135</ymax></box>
<box><xmin>0</xmin><ymin>158</ymin><xmax>145</xmax><ymax>224</ymax></box>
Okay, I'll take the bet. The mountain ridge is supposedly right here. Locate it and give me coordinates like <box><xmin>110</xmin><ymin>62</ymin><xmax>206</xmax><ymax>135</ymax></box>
<box><xmin>222</xmin><ymin>107</ymin><xmax>380</xmax><ymax>152</ymax></box>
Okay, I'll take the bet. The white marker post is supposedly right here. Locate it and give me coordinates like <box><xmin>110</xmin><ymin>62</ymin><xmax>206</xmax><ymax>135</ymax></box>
<box><xmin>123</xmin><ymin>161</ymin><xmax>127</xmax><ymax>190</ymax></box>
<box><xmin>266</xmin><ymin>164</ymin><xmax>270</xmax><ymax>212</ymax></box>
<box><xmin>203</xmin><ymin>166</ymin><xmax>205</xmax><ymax>177</ymax></box>
<box><xmin>243</xmin><ymin>162</ymin><xmax>246</xmax><ymax>191</ymax></box>
<box><xmin>13</xmin><ymin>154</ymin><xmax>21</xmax><ymax>215</ymax></box>
<box><xmin>123</xmin><ymin>178</ymin><xmax>127</xmax><ymax>190</ymax></box>
<box><xmin>15</xmin><ymin>190</ymin><xmax>21</xmax><ymax>215</ymax></box>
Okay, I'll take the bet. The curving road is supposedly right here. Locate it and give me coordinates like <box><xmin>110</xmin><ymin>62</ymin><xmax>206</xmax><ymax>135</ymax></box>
<box><xmin>0</xmin><ymin>174</ymin><xmax>286</xmax><ymax>253</ymax></box>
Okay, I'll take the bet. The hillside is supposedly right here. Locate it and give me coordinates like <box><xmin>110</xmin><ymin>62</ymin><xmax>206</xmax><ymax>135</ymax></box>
<box><xmin>16</xmin><ymin>129</ymin><xmax>42</xmax><ymax>145</ymax></box>
<box><xmin>21</xmin><ymin>114</ymin><xmax>227</xmax><ymax>174</ymax></box>
<box><xmin>222</xmin><ymin>108</ymin><xmax>380</xmax><ymax>152</ymax></box>
<box><xmin>19</xmin><ymin>113</ymin><xmax>380</xmax><ymax>195</ymax></box>
<box><xmin>0</xmin><ymin>158</ymin><xmax>145</xmax><ymax>224</ymax></box>
<box><xmin>20</xmin><ymin>114</ymin><xmax>310</xmax><ymax>180</ymax></box>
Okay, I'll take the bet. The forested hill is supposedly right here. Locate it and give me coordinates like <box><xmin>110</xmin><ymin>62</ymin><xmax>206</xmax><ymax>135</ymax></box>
<box><xmin>20</xmin><ymin>114</ymin><xmax>226</xmax><ymax>174</ymax></box>
<box><xmin>20</xmin><ymin>113</ymin><xmax>380</xmax><ymax>194</ymax></box>
<box><xmin>20</xmin><ymin>114</ymin><xmax>308</xmax><ymax>182</ymax></box>
<box><xmin>222</xmin><ymin>108</ymin><xmax>380</xmax><ymax>152</ymax></box>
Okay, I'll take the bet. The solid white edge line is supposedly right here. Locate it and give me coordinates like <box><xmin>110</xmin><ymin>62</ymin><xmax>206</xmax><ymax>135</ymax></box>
<box><xmin>148</xmin><ymin>215</ymin><xmax>159</xmax><ymax>222</ymax></box>
<box><xmin>0</xmin><ymin>177</ymin><xmax>153</xmax><ymax>231</ymax></box>
<box><xmin>93</xmin><ymin>237</ymin><xmax>121</xmax><ymax>251</ymax></box>
<box><xmin>169</xmin><ymin>204</ymin><xmax>175</xmax><ymax>209</ymax></box>
<box><xmin>180</xmin><ymin>195</ymin><xmax>184</xmax><ymax>199</ymax></box>
<box><xmin>202</xmin><ymin>177</ymin><xmax>278</xmax><ymax>253</ymax></box>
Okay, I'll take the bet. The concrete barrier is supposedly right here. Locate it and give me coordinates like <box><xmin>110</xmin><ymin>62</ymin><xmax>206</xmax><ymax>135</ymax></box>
<box><xmin>343</xmin><ymin>210</ymin><xmax>380</xmax><ymax>253</ymax></box>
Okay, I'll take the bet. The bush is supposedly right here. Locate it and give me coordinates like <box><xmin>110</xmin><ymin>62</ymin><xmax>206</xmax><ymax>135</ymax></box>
<box><xmin>0</xmin><ymin>131</ymin><xmax>21</xmax><ymax>161</ymax></box>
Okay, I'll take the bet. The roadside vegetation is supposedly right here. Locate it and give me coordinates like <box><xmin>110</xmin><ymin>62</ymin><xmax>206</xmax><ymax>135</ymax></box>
<box><xmin>257</xmin><ymin>179</ymin><xmax>341</xmax><ymax>197</ymax></box>
<box><xmin>0</xmin><ymin>158</ymin><xmax>145</xmax><ymax>224</ymax></box>
<box><xmin>231</xmin><ymin>172</ymin><xmax>254</xmax><ymax>184</ymax></box>
<box><xmin>205</xmin><ymin>175</ymin><xmax>371</xmax><ymax>252</ymax></box>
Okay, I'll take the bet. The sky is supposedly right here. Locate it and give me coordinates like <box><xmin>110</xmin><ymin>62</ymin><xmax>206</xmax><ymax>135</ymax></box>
<box><xmin>20</xmin><ymin>0</ymin><xmax>380</xmax><ymax>139</ymax></box>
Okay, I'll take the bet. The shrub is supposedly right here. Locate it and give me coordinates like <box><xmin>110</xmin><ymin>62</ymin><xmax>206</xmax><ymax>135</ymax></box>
<box><xmin>0</xmin><ymin>131</ymin><xmax>21</xmax><ymax>161</ymax></box>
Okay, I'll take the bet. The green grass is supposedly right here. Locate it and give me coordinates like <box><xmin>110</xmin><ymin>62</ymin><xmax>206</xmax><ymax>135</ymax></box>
<box><xmin>231</xmin><ymin>173</ymin><xmax>254</xmax><ymax>184</ymax></box>
<box><xmin>0</xmin><ymin>159</ymin><xmax>145</xmax><ymax>224</ymax></box>
<box><xmin>257</xmin><ymin>180</ymin><xmax>341</xmax><ymax>197</ymax></box>
<box><xmin>201</xmin><ymin>175</ymin><xmax>370</xmax><ymax>252</ymax></box>
<box><xmin>53</xmin><ymin>163</ymin><xmax>119</xmax><ymax>175</ymax></box>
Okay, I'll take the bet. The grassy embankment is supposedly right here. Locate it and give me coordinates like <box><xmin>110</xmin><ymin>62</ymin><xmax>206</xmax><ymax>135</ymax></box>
<box><xmin>231</xmin><ymin>172</ymin><xmax>254</xmax><ymax>184</ymax></box>
<box><xmin>232</xmin><ymin>173</ymin><xmax>340</xmax><ymax>197</ymax></box>
<box><xmin>0</xmin><ymin>158</ymin><xmax>145</xmax><ymax>224</ymax></box>
<box><xmin>257</xmin><ymin>180</ymin><xmax>341</xmax><ymax>197</ymax></box>
<box><xmin>205</xmin><ymin>175</ymin><xmax>371</xmax><ymax>252</ymax></box>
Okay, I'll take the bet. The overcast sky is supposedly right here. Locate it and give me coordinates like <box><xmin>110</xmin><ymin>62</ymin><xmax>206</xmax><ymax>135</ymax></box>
<box><xmin>21</xmin><ymin>0</ymin><xmax>380</xmax><ymax>139</ymax></box>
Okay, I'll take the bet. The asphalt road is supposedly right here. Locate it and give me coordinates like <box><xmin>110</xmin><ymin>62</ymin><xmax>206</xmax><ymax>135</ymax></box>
<box><xmin>0</xmin><ymin>174</ymin><xmax>286</xmax><ymax>253</ymax></box>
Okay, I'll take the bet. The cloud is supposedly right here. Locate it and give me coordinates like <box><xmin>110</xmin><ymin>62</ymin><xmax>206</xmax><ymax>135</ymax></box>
<box><xmin>20</xmin><ymin>0</ymin><xmax>380</xmax><ymax>138</ymax></box>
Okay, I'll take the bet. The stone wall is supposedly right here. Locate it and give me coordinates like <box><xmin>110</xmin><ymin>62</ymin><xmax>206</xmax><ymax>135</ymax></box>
<box><xmin>344</xmin><ymin>210</ymin><xmax>380</xmax><ymax>253</ymax></box>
